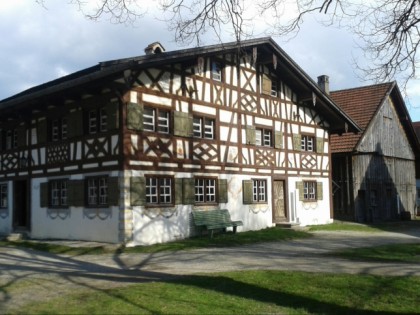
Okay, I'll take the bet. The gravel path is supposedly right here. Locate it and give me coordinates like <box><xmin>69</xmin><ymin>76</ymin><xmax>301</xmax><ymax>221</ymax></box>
<box><xmin>1</xmin><ymin>229</ymin><xmax>420</xmax><ymax>312</ymax></box>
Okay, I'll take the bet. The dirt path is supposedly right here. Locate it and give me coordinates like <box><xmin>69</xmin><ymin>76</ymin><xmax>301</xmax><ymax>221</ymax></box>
<box><xmin>1</xmin><ymin>229</ymin><xmax>420</xmax><ymax>313</ymax></box>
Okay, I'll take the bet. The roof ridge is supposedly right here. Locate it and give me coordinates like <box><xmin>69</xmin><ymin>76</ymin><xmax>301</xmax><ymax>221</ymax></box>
<box><xmin>331</xmin><ymin>81</ymin><xmax>394</xmax><ymax>94</ymax></box>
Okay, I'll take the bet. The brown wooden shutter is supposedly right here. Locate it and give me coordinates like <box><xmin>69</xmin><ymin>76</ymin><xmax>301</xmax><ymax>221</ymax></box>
<box><xmin>296</xmin><ymin>181</ymin><xmax>304</xmax><ymax>201</ymax></box>
<box><xmin>37</xmin><ymin>119</ymin><xmax>48</xmax><ymax>144</ymax></box>
<box><xmin>317</xmin><ymin>182</ymin><xmax>323</xmax><ymax>200</ymax></box>
<box><xmin>68</xmin><ymin>180</ymin><xmax>85</xmax><ymax>207</ymax></box>
<box><xmin>175</xmin><ymin>178</ymin><xmax>183</xmax><ymax>205</ymax></box>
<box><xmin>218</xmin><ymin>179</ymin><xmax>228</xmax><ymax>203</ymax></box>
<box><xmin>16</xmin><ymin>124</ymin><xmax>26</xmax><ymax>148</ymax></box>
<box><xmin>182</xmin><ymin>178</ymin><xmax>195</xmax><ymax>204</ymax></box>
<box><xmin>243</xmin><ymin>180</ymin><xmax>253</xmax><ymax>204</ymax></box>
<box><xmin>105</xmin><ymin>101</ymin><xmax>119</xmax><ymax>130</ymax></box>
<box><xmin>293</xmin><ymin>134</ymin><xmax>302</xmax><ymax>151</ymax></box>
<box><xmin>174</xmin><ymin>111</ymin><xmax>193</xmax><ymax>137</ymax></box>
<box><xmin>68</xmin><ymin>110</ymin><xmax>83</xmax><ymax>138</ymax></box>
<box><xmin>107</xmin><ymin>177</ymin><xmax>120</xmax><ymax>206</ymax></box>
<box><xmin>130</xmin><ymin>177</ymin><xmax>145</xmax><ymax>206</ymax></box>
<box><xmin>261</xmin><ymin>74</ymin><xmax>272</xmax><ymax>95</ymax></box>
<box><xmin>40</xmin><ymin>182</ymin><xmax>48</xmax><ymax>208</ymax></box>
<box><xmin>127</xmin><ymin>102</ymin><xmax>143</xmax><ymax>131</ymax></box>
<box><xmin>245</xmin><ymin>126</ymin><xmax>256</xmax><ymax>145</ymax></box>
<box><xmin>316</xmin><ymin>137</ymin><xmax>324</xmax><ymax>153</ymax></box>
<box><xmin>274</xmin><ymin>131</ymin><xmax>283</xmax><ymax>149</ymax></box>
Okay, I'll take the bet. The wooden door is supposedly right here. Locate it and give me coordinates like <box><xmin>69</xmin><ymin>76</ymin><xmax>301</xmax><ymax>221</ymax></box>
<box><xmin>273</xmin><ymin>180</ymin><xmax>287</xmax><ymax>222</ymax></box>
<box><xmin>13</xmin><ymin>180</ymin><xmax>30</xmax><ymax>230</ymax></box>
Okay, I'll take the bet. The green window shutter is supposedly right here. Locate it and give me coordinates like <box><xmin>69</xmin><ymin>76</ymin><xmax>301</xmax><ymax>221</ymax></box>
<box><xmin>105</xmin><ymin>101</ymin><xmax>119</xmax><ymax>130</ymax></box>
<box><xmin>243</xmin><ymin>180</ymin><xmax>253</xmax><ymax>204</ymax></box>
<box><xmin>174</xmin><ymin>111</ymin><xmax>193</xmax><ymax>137</ymax></box>
<box><xmin>182</xmin><ymin>178</ymin><xmax>195</xmax><ymax>205</ymax></box>
<box><xmin>175</xmin><ymin>178</ymin><xmax>183</xmax><ymax>205</ymax></box>
<box><xmin>127</xmin><ymin>102</ymin><xmax>143</xmax><ymax>131</ymax></box>
<box><xmin>218</xmin><ymin>179</ymin><xmax>228</xmax><ymax>203</ymax></box>
<box><xmin>130</xmin><ymin>177</ymin><xmax>145</xmax><ymax>206</ymax></box>
<box><xmin>317</xmin><ymin>182</ymin><xmax>323</xmax><ymax>200</ymax></box>
<box><xmin>296</xmin><ymin>181</ymin><xmax>304</xmax><ymax>201</ymax></box>
<box><xmin>40</xmin><ymin>182</ymin><xmax>48</xmax><ymax>208</ymax></box>
<box><xmin>274</xmin><ymin>131</ymin><xmax>283</xmax><ymax>149</ymax></box>
<box><xmin>68</xmin><ymin>110</ymin><xmax>83</xmax><ymax>138</ymax></box>
<box><xmin>316</xmin><ymin>137</ymin><xmax>324</xmax><ymax>153</ymax></box>
<box><xmin>293</xmin><ymin>134</ymin><xmax>301</xmax><ymax>151</ymax></box>
<box><xmin>37</xmin><ymin>119</ymin><xmax>47</xmax><ymax>144</ymax></box>
<box><xmin>68</xmin><ymin>180</ymin><xmax>85</xmax><ymax>207</ymax></box>
<box><xmin>261</xmin><ymin>74</ymin><xmax>272</xmax><ymax>95</ymax></box>
<box><xmin>16</xmin><ymin>125</ymin><xmax>26</xmax><ymax>148</ymax></box>
<box><xmin>245</xmin><ymin>126</ymin><xmax>256</xmax><ymax>145</ymax></box>
<box><xmin>107</xmin><ymin>177</ymin><xmax>120</xmax><ymax>206</ymax></box>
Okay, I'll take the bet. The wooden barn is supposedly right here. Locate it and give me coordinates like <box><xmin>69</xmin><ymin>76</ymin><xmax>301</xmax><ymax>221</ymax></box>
<box><xmin>330</xmin><ymin>82</ymin><xmax>420</xmax><ymax>222</ymax></box>
<box><xmin>0</xmin><ymin>38</ymin><xmax>359</xmax><ymax>245</ymax></box>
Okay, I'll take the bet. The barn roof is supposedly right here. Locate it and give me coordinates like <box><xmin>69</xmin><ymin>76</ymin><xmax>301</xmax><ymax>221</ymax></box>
<box><xmin>330</xmin><ymin>82</ymin><xmax>420</xmax><ymax>156</ymax></box>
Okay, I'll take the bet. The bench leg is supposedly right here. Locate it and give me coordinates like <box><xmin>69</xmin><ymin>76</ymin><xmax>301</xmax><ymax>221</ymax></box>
<box><xmin>233</xmin><ymin>226</ymin><xmax>237</xmax><ymax>234</ymax></box>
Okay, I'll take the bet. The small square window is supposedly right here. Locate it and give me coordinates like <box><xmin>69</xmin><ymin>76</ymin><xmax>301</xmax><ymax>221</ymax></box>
<box><xmin>303</xmin><ymin>181</ymin><xmax>317</xmax><ymax>201</ymax></box>
<box><xmin>193</xmin><ymin>116</ymin><xmax>215</xmax><ymax>139</ymax></box>
<box><xmin>253</xmin><ymin>179</ymin><xmax>267</xmax><ymax>203</ymax></box>
<box><xmin>87</xmin><ymin>177</ymin><xmax>108</xmax><ymax>206</ymax></box>
<box><xmin>256</xmin><ymin>128</ymin><xmax>272</xmax><ymax>147</ymax></box>
<box><xmin>211</xmin><ymin>61</ymin><xmax>222</xmax><ymax>81</ymax></box>
<box><xmin>49</xmin><ymin>180</ymin><xmax>68</xmax><ymax>208</ymax></box>
<box><xmin>144</xmin><ymin>107</ymin><xmax>170</xmax><ymax>133</ymax></box>
<box><xmin>195</xmin><ymin>178</ymin><xmax>217</xmax><ymax>203</ymax></box>
<box><xmin>146</xmin><ymin>176</ymin><xmax>173</xmax><ymax>205</ymax></box>
<box><xmin>301</xmin><ymin>135</ymin><xmax>315</xmax><ymax>152</ymax></box>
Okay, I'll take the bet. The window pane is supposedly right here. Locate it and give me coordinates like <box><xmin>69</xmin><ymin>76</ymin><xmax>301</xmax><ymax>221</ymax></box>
<box><xmin>258</xmin><ymin>180</ymin><xmax>266</xmax><ymax>202</ymax></box>
<box><xmin>157</xmin><ymin>111</ymin><xmax>169</xmax><ymax>133</ymax></box>
<box><xmin>255</xmin><ymin>129</ymin><xmax>262</xmax><ymax>146</ymax></box>
<box><xmin>100</xmin><ymin>109</ymin><xmax>107</xmax><ymax>132</ymax></box>
<box><xmin>61</xmin><ymin>181</ymin><xmax>68</xmax><ymax>206</ymax></box>
<box><xmin>212</xmin><ymin>62</ymin><xmax>222</xmax><ymax>81</ymax></box>
<box><xmin>193</xmin><ymin>117</ymin><xmax>202</xmax><ymax>138</ymax></box>
<box><xmin>61</xmin><ymin>118</ymin><xmax>68</xmax><ymax>140</ymax></box>
<box><xmin>89</xmin><ymin>110</ymin><xmax>97</xmax><ymax>134</ymax></box>
<box><xmin>52</xmin><ymin>120</ymin><xmax>59</xmax><ymax>141</ymax></box>
<box><xmin>88</xmin><ymin>179</ymin><xmax>98</xmax><ymax>205</ymax></box>
<box><xmin>204</xmin><ymin>119</ymin><xmax>214</xmax><ymax>139</ymax></box>
<box><xmin>263</xmin><ymin>130</ymin><xmax>271</xmax><ymax>146</ymax></box>
<box><xmin>143</xmin><ymin>107</ymin><xmax>155</xmax><ymax>131</ymax></box>
<box><xmin>146</xmin><ymin>177</ymin><xmax>158</xmax><ymax>203</ymax></box>
<box><xmin>99</xmin><ymin>178</ymin><xmax>108</xmax><ymax>205</ymax></box>
<box><xmin>206</xmin><ymin>179</ymin><xmax>216</xmax><ymax>202</ymax></box>
<box><xmin>195</xmin><ymin>179</ymin><xmax>205</xmax><ymax>202</ymax></box>
<box><xmin>159</xmin><ymin>178</ymin><xmax>172</xmax><ymax>203</ymax></box>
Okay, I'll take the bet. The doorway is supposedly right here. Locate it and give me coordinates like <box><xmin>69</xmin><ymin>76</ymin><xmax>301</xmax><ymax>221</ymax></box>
<box><xmin>273</xmin><ymin>180</ymin><xmax>287</xmax><ymax>222</ymax></box>
<box><xmin>13</xmin><ymin>180</ymin><xmax>30</xmax><ymax>230</ymax></box>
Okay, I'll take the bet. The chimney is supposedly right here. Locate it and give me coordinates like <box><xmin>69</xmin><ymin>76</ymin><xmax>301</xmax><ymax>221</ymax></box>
<box><xmin>317</xmin><ymin>75</ymin><xmax>330</xmax><ymax>95</ymax></box>
<box><xmin>144</xmin><ymin>42</ymin><xmax>166</xmax><ymax>55</ymax></box>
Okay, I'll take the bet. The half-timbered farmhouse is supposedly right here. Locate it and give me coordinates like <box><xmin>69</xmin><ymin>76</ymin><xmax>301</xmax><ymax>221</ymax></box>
<box><xmin>331</xmin><ymin>82</ymin><xmax>419</xmax><ymax>223</ymax></box>
<box><xmin>0</xmin><ymin>38</ymin><xmax>359</xmax><ymax>245</ymax></box>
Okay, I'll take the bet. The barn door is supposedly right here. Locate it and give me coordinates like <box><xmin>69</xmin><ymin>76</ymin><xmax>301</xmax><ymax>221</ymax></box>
<box><xmin>273</xmin><ymin>180</ymin><xmax>287</xmax><ymax>222</ymax></box>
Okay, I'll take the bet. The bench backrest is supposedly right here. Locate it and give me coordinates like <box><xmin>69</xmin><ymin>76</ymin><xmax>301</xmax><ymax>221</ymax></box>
<box><xmin>192</xmin><ymin>209</ymin><xmax>232</xmax><ymax>226</ymax></box>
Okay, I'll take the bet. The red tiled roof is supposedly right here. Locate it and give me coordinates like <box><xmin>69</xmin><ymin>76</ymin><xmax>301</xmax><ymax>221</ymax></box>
<box><xmin>330</xmin><ymin>82</ymin><xmax>394</xmax><ymax>153</ymax></box>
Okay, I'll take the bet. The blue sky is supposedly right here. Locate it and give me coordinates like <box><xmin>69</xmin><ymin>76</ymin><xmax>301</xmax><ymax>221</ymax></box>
<box><xmin>2</xmin><ymin>0</ymin><xmax>420</xmax><ymax>121</ymax></box>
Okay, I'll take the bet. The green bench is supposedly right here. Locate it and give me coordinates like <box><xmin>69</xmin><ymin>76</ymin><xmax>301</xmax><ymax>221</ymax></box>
<box><xmin>192</xmin><ymin>209</ymin><xmax>243</xmax><ymax>237</ymax></box>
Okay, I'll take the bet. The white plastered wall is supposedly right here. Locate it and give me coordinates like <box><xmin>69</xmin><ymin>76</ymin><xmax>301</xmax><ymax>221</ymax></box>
<box><xmin>287</xmin><ymin>177</ymin><xmax>332</xmax><ymax>226</ymax></box>
<box><xmin>31</xmin><ymin>172</ymin><xmax>120</xmax><ymax>243</ymax></box>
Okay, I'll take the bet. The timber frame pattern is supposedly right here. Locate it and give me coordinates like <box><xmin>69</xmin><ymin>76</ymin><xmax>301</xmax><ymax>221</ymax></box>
<box><xmin>0</xmin><ymin>38</ymin><xmax>359</xmax><ymax>244</ymax></box>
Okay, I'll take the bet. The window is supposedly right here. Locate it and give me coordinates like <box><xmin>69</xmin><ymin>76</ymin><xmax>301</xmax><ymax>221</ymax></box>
<box><xmin>146</xmin><ymin>177</ymin><xmax>172</xmax><ymax>205</ymax></box>
<box><xmin>211</xmin><ymin>61</ymin><xmax>222</xmax><ymax>81</ymax></box>
<box><xmin>0</xmin><ymin>184</ymin><xmax>7</xmax><ymax>208</ymax></box>
<box><xmin>50</xmin><ymin>180</ymin><xmax>68</xmax><ymax>207</ymax></box>
<box><xmin>253</xmin><ymin>179</ymin><xmax>267</xmax><ymax>203</ymax></box>
<box><xmin>195</xmin><ymin>178</ymin><xmax>217</xmax><ymax>203</ymax></box>
<box><xmin>256</xmin><ymin>128</ymin><xmax>272</xmax><ymax>147</ymax></box>
<box><xmin>143</xmin><ymin>107</ymin><xmax>170</xmax><ymax>133</ymax></box>
<box><xmin>193</xmin><ymin>116</ymin><xmax>215</xmax><ymax>139</ymax></box>
<box><xmin>51</xmin><ymin>118</ymin><xmax>68</xmax><ymax>142</ymax></box>
<box><xmin>2</xmin><ymin>129</ymin><xmax>17</xmax><ymax>150</ymax></box>
<box><xmin>87</xmin><ymin>177</ymin><xmax>108</xmax><ymax>206</ymax></box>
<box><xmin>301</xmin><ymin>135</ymin><xmax>315</xmax><ymax>152</ymax></box>
<box><xmin>87</xmin><ymin>109</ymin><xmax>107</xmax><ymax>134</ymax></box>
<box><xmin>271</xmin><ymin>80</ymin><xmax>278</xmax><ymax>97</ymax></box>
<box><xmin>303</xmin><ymin>181</ymin><xmax>317</xmax><ymax>201</ymax></box>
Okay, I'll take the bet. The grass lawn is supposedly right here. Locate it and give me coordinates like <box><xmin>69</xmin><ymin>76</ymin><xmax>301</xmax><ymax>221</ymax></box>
<box><xmin>17</xmin><ymin>270</ymin><xmax>420</xmax><ymax>315</ymax></box>
<box><xmin>0</xmin><ymin>227</ymin><xmax>311</xmax><ymax>256</ymax></box>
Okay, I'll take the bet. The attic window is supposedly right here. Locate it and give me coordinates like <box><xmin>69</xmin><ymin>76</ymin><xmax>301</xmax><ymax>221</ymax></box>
<box><xmin>211</xmin><ymin>61</ymin><xmax>222</xmax><ymax>81</ymax></box>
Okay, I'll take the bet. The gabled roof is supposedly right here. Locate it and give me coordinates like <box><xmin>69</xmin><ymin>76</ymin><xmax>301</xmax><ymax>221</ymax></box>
<box><xmin>0</xmin><ymin>37</ymin><xmax>359</xmax><ymax>134</ymax></box>
<box><xmin>330</xmin><ymin>82</ymin><xmax>420</xmax><ymax>156</ymax></box>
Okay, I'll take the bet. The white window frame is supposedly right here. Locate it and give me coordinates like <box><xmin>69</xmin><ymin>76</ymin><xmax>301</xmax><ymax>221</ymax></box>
<box><xmin>301</xmin><ymin>135</ymin><xmax>315</xmax><ymax>152</ymax></box>
<box><xmin>50</xmin><ymin>180</ymin><xmax>68</xmax><ymax>207</ymax></box>
<box><xmin>195</xmin><ymin>178</ymin><xmax>216</xmax><ymax>203</ymax></box>
<box><xmin>303</xmin><ymin>181</ymin><xmax>317</xmax><ymax>201</ymax></box>
<box><xmin>146</xmin><ymin>177</ymin><xmax>173</xmax><ymax>205</ymax></box>
<box><xmin>87</xmin><ymin>177</ymin><xmax>108</xmax><ymax>206</ymax></box>
<box><xmin>193</xmin><ymin>116</ymin><xmax>215</xmax><ymax>139</ymax></box>
<box><xmin>211</xmin><ymin>61</ymin><xmax>222</xmax><ymax>81</ymax></box>
<box><xmin>256</xmin><ymin>128</ymin><xmax>272</xmax><ymax>147</ymax></box>
<box><xmin>253</xmin><ymin>179</ymin><xmax>267</xmax><ymax>203</ymax></box>
<box><xmin>144</xmin><ymin>107</ymin><xmax>170</xmax><ymax>133</ymax></box>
